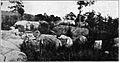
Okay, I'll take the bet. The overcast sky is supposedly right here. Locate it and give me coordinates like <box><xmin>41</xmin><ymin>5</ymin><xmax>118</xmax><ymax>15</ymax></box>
<box><xmin>1</xmin><ymin>1</ymin><xmax>118</xmax><ymax>18</ymax></box>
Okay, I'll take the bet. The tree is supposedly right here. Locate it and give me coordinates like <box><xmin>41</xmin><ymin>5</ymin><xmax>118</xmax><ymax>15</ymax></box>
<box><xmin>65</xmin><ymin>12</ymin><xmax>76</xmax><ymax>20</ymax></box>
<box><xmin>54</xmin><ymin>16</ymin><xmax>61</xmax><ymax>22</ymax></box>
<box><xmin>49</xmin><ymin>15</ymin><xmax>55</xmax><ymax>21</ymax></box>
<box><xmin>77</xmin><ymin>1</ymin><xmax>94</xmax><ymax>14</ymax></box>
<box><xmin>8</xmin><ymin>0</ymin><xmax>24</xmax><ymax>16</ymax></box>
<box><xmin>43</xmin><ymin>13</ymin><xmax>50</xmax><ymax>22</ymax></box>
<box><xmin>76</xmin><ymin>1</ymin><xmax>95</xmax><ymax>24</ymax></box>
<box><xmin>83</xmin><ymin>10</ymin><xmax>119</xmax><ymax>39</ymax></box>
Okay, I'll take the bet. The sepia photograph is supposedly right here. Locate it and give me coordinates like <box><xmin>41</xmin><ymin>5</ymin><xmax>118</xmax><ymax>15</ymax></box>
<box><xmin>0</xmin><ymin>0</ymin><xmax>119</xmax><ymax>62</ymax></box>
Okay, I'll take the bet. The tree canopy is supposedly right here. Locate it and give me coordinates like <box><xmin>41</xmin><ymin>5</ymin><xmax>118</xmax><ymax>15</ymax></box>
<box><xmin>8</xmin><ymin>0</ymin><xmax>24</xmax><ymax>16</ymax></box>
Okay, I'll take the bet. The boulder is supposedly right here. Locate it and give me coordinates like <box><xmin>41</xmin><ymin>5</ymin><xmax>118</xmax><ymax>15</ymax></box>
<box><xmin>58</xmin><ymin>35</ymin><xmax>73</xmax><ymax>47</ymax></box>
<box><xmin>22</xmin><ymin>34</ymin><xmax>62</xmax><ymax>52</ymax></box>
<box><xmin>20</xmin><ymin>34</ymin><xmax>62</xmax><ymax>61</ymax></box>
<box><xmin>38</xmin><ymin>21</ymin><xmax>50</xmax><ymax>34</ymax></box>
<box><xmin>0</xmin><ymin>39</ymin><xmax>20</xmax><ymax>55</ymax></box>
<box><xmin>53</xmin><ymin>25</ymin><xmax>70</xmax><ymax>36</ymax></box>
<box><xmin>30</xmin><ymin>22</ymin><xmax>40</xmax><ymax>31</ymax></box>
<box><xmin>53</xmin><ymin>25</ymin><xmax>89</xmax><ymax>37</ymax></box>
<box><xmin>33</xmin><ymin>30</ymin><xmax>41</xmax><ymax>38</ymax></box>
<box><xmin>73</xmin><ymin>35</ymin><xmax>87</xmax><ymax>45</ymax></box>
<box><xmin>36</xmin><ymin>34</ymin><xmax>62</xmax><ymax>48</ymax></box>
<box><xmin>0</xmin><ymin>54</ymin><xmax>5</xmax><ymax>62</ymax></box>
<box><xmin>4</xmin><ymin>51</ymin><xmax>27</xmax><ymax>62</ymax></box>
<box><xmin>1</xmin><ymin>32</ymin><xmax>24</xmax><ymax>48</ymax></box>
<box><xmin>71</xmin><ymin>27</ymin><xmax>89</xmax><ymax>37</ymax></box>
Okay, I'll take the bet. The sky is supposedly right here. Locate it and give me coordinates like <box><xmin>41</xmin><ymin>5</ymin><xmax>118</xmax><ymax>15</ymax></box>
<box><xmin>1</xmin><ymin>1</ymin><xmax>119</xmax><ymax>18</ymax></box>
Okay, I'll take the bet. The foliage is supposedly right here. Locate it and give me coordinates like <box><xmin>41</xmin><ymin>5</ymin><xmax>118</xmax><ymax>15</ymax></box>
<box><xmin>8</xmin><ymin>0</ymin><xmax>24</xmax><ymax>16</ymax></box>
<box><xmin>77</xmin><ymin>1</ymin><xmax>95</xmax><ymax>13</ymax></box>
<box><xmin>1</xmin><ymin>11</ymin><xmax>35</xmax><ymax>30</ymax></box>
<box><xmin>1</xmin><ymin>15</ymin><xmax>18</xmax><ymax>30</ymax></box>
<box><xmin>22</xmin><ymin>14</ymin><xmax>35</xmax><ymax>21</ymax></box>
<box><xmin>35</xmin><ymin>13</ymin><xmax>61</xmax><ymax>22</ymax></box>
<box><xmin>83</xmin><ymin>10</ymin><xmax>119</xmax><ymax>39</ymax></box>
<box><xmin>1</xmin><ymin>1</ymin><xmax>118</xmax><ymax>61</ymax></box>
<box><xmin>64</xmin><ymin>12</ymin><xmax>76</xmax><ymax>20</ymax></box>
<box><xmin>20</xmin><ymin>36</ymin><xmax>118</xmax><ymax>61</ymax></box>
<box><xmin>75</xmin><ymin>1</ymin><xmax>95</xmax><ymax>25</ymax></box>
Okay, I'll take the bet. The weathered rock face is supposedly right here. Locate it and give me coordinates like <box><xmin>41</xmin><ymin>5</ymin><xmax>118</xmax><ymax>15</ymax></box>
<box><xmin>52</xmin><ymin>25</ymin><xmax>89</xmax><ymax>46</ymax></box>
<box><xmin>16</xmin><ymin>25</ymin><xmax>26</xmax><ymax>32</ymax></box>
<box><xmin>20</xmin><ymin>40</ymin><xmax>35</xmax><ymax>61</ymax></box>
<box><xmin>74</xmin><ymin>35</ymin><xmax>87</xmax><ymax>45</ymax></box>
<box><xmin>71</xmin><ymin>27</ymin><xmax>89</xmax><ymax>44</ymax></box>
<box><xmin>39</xmin><ymin>22</ymin><xmax>49</xmax><ymax>34</ymax></box>
<box><xmin>52</xmin><ymin>25</ymin><xmax>70</xmax><ymax>36</ymax></box>
<box><xmin>4</xmin><ymin>51</ymin><xmax>27</xmax><ymax>62</ymax></box>
<box><xmin>71</xmin><ymin>27</ymin><xmax>89</xmax><ymax>37</ymax></box>
<box><xmin>0</xmin><ymin>54</ymin><xmax>5</xmax><ymax>62</ymax></box>
<box><xmin>0</xmin><ymin>39</ymin><xmax>20</xmax><ymax>55</ymax></box>
<box><xmin>20</xmin><ymin>34</ymin><xmax>62</xmax><ymax>61</ymax></box>
<box><xmin>36</xmin><ymin>34</ymin><xmax>62</xmax><ymax>48</ymax></box>
<box><xmin>30</xmin><ymin>22</ymin><xmax>40</xmax><ymax>31</ymax></box>
<box><xmin>1</xmin><ymin>31</ymin><xmax>27</xmax><ymax>62</ymax></box>
<box><xmin>53</xmin><ymin>25</ymin><xmax>89</xmax><ymax>39</ymax></box>
<box><xmin>33</xmin><ymin>30</ymin><xmax>41</xmax><ymax>38</ymax></box>
<box><xmin>58</xmin><ymin>35</ymin><xmax>73</xmax><ymax>47</ymax></box>
<box><xmin>0</xmin><ymin>40</ymin><xmax>27</xmax><ymax>62</ymax></box>
<box><xmin>38</xmin><ymin>21</ymin><xmax>54</xmax><ymax>34</ymax></box>
<box><xmin>53</xmin><ymin>25</ymin><xmax>89</xmax><ymax>36</ymax></box>
<box><xmin>1</xmin><ymin>31</ymin><xmax>24</xmax><ymax>49</ymax></box>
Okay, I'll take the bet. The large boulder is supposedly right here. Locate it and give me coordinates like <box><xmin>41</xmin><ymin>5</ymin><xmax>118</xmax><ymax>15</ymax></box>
<box><xmin>71</xmin><ymin>27</ymin><xmax>89</xmax><ymax>43</ymax></box>
<box><xmin>14</xmin><ymin>20</ymin><xmax>29</xmax><ymax>29</ymax></box>
<box><xmin>1</xmin><ymin>31</ymin><xmax>23</xmax><ymax>55</ymax></box>
<box><xmin>58</xmin><ymin>35</ymin><xmax>73</xmax><ymax>47</ymax></box>
<box><xmin>4</xmin><ymin>51</ymin><xmax>27</xmax><ymax>62</ymax></box>
<box><xmin>53</xmin><ymin>25</ymin><xmax>89</xmax><ymax>39</ymax></box>
<box><xmin>14</xmin><ymin>20</ymin><xmax>29</xmax><ymax>32</ymax></box>
<box><xmin>22</xmin><ymin>34</ymin><xmax>62</xmax><ymax>51</ymax></box>
<box><xmin>30</xmin><ymin>21</ymin><xmax>40</xmax><ymax>31</ymax></box>
<box><xmin>36</xmin><ymin>34</ymin><xmax>62</xmax><ymax>48</ymax></box>
<box><xmin>71</xmin><ymin>27</ymin><xmax>89</xmax><ymax>37</ymax></box>
<box><xmin>0</xmin><ymin>54</ymin><xmax>5</xmax><ymax>62</ymax></box>
<box><xmin>53</xmin><ymin>25</ymin><xmax>89</xmax><ymax>48</ymax></box>
<box><xmin>1</xmin><ymin>32</ymin><xmax>24</xmax><ymax>48</ymax></box>
<box><xmin>20</xmin><ymin>38</ymin><xmax>36</xmax><ymax>61</ymax></box>
<box><xmin>20</xmin><ymin>34</ymin><xmax>62</xmax><ymax>61</ymax></box>
<box><xmin>38</xmin><ymin>21</ymin><xmax>54</xmax><ymax>34</ymax></box>
<box><xmin>33</xmin><ymin>30</ymin><xmax>41</xmax><ymax>38</ymax></box>
<box><xmin>72</xmin><ymin>35</ymin><xmax>87</xmax><ymax>45</ymax></box>
<box><xmin>53</xmin><ymin>25</ymin><xmax>70</xmax><ymax>36</ymax></box>
<box><xmin>0</xmin><ymin>39</ymin><xmax>21</xmax><ymax>56</ymax></box>
<box><xmin>76</xmin><ymin>21</ymin><xmax>88</xmax><ymax>27</ymax></box>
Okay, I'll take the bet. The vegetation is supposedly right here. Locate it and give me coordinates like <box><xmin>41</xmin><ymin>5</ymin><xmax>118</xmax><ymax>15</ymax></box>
<box><xmin>1</xmin><ymin>0</ymin><xmax>118</xmax><ymax>61</ymax></box>
<box><xmin>8</xmin><ymin>0</ymin><xmax>24</xmax><ymax>16</ymax></box>
<box><xmin>75</xmin><ymin>1</ymin><xmax>95</xmax><ymax>24</ymax></box>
